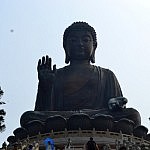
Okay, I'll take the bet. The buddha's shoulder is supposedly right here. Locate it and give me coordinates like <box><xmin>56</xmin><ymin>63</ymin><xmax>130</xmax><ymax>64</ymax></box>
<box><xmin>55</xmin><ymin>66</ymin><xmax>70</xmax><ymax>73</ymax></box>
<box><xmin>93</xmin><ymin>65</ymin><xmax>115</xmax><ymax>75</ymax></box>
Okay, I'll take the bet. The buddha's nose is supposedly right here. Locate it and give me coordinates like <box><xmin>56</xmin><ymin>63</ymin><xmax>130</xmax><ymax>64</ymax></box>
<box><xmin>78</xmin><ymin>39</ymin><xmax>83</xmax><ymax>46</ymax></box>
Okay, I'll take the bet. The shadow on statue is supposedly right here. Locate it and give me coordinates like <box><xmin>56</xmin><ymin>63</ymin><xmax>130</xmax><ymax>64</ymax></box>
<box><xmin>20</xmin><ymin>22</ymin><xmax>141</xmax><ymax>131</ymax></box>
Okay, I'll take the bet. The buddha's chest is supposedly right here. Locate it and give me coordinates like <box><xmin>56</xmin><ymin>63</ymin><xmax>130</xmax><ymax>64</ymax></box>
<box><xmin>63</xmin><ymin>67</ymin><xmax>97</xmax><ymax>95</ymax></box>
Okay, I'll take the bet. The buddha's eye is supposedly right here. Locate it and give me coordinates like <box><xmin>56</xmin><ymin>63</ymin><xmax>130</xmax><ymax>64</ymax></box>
<box><xmin>69</xmin><ymin>37</ymin><xmax>77</xmax><ymax>43</ymax></box>
<box><xmin>82</xmin><ymin>36</ymin><xmax>91</xmax><ymax>43</ymax></box>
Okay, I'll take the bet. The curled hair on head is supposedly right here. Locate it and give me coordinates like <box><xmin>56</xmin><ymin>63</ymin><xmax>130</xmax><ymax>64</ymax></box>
<box><xmin>63</xmin><ymin>22</ymin><xmax>97</xmax><ymax>64</ymax></box>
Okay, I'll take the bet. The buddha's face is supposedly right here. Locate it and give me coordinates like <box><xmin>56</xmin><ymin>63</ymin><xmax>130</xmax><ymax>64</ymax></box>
<box><xmin>66</xmin><ymin>30</ymin><xmax>95</xmax><ymax>61</ymax></box>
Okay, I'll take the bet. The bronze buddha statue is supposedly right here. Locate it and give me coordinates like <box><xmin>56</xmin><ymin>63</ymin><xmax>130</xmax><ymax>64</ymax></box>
<box><xmin>20</xmin><ymin>22</ymin><xmax>141</xmax><ymax>129</ymax></box>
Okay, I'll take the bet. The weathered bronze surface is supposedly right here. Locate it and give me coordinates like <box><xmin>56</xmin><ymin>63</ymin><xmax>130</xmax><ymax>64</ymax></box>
<box><xmin>20</xmin><ymin>22</ymin><xmax>141</xmax><ymax>129</ymax></box>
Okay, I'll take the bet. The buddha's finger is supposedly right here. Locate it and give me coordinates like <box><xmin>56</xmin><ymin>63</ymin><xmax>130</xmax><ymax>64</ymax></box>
<box><xmin>46</xmin><ymin>55</ymin><xmax>50</xmax><ymax>68</ymax></box>
<box><xmin>49</xmin><ymin>58</ymin><xmax>52</xmax><ymax>70</ymax></box>
<box><xmin>42</xmin><ymin>56</ymin><xmax>45</xmax><ymax>65</ymax></box>
<box><xmin>37</xmin><ymin>59</ymin><xmax>41</xmax><ymax>71</ymax></box>
<box><xmin>53</xmin><ymin>64</ymin><xmax>56</xmax><ymax>73</ymax></box>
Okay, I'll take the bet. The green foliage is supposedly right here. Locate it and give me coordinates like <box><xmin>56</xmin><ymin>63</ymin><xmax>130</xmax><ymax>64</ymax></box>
<box><xmin>0</xmin><ymin>87</ymin><xmax>6</xmax><ymax>132</ymax></box>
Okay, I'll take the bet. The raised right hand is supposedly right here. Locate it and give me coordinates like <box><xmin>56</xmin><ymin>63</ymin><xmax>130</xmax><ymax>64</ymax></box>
<box><xmin>37</xmin><ymin>55</ymin><xmax>56</xmax><ymax>85</ymax></box>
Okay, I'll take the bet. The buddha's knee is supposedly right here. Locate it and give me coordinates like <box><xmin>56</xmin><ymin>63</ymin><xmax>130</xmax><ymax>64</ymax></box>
<box><xmin>124</xmin><ymin>108</ymin><xmax>141</xmax><ymax>126</ymax></box>
<box><xmin>110</xmin><ymin>108</ymin><xmax>141</xmax><ymax>127</ymax></box>
<box><xmin>20</xmin><ymin>111</ymin><xmax>56</xmax><ymax>127</ymax></box>
<box><xmin>20</xmin><ymin>111</ymin><xmax>36</xmax><ymax>127</ymax></box>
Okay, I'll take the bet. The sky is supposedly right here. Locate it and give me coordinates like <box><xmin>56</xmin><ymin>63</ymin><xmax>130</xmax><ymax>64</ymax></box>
<box><xmin>0</xmin><ymin>0</ymin><xmax>150</xmax><ymax>145</ymax></box>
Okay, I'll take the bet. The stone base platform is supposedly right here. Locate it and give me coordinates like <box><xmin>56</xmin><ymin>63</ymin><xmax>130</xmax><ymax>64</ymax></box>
<box><xmin>6</xmin><ymin>129</ymin><xmax>150</xmax><ymax>150</ymax></box>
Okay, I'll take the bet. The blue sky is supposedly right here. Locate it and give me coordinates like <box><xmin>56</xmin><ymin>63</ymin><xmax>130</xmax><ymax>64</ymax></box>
<box><xmin>0</xmin><ymin>0</ymin><xmax>150</xmax><ymax>145</ymax></box>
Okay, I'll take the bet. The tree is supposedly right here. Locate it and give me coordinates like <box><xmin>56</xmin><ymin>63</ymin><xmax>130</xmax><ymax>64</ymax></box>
<box><xmin>0</xmin><ymin>87</ymin><xmax>6</xmax><ymax>132</ymax></box>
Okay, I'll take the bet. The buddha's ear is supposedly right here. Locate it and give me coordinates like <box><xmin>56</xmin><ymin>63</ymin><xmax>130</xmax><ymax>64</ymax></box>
<box><xmin>90</xmin><ymin>42</ymin><xmax>97</xmax><ymax>63</ymax></box>
<box><xmin>90</xmin><ymin>46</ymin><xmax>96</xmax><ymax>63</ymax></box>
<box><xmin>90</xmin><ymin>50</ymin><xmax>95</xmax><ymax>63</ymax></box>
<box><xmin>65</xmin><ymin>51</ymin><xmax>70</xmax><ymax>64</ymax></box>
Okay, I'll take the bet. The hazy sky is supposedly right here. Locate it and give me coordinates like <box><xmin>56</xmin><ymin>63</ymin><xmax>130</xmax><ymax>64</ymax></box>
<box><xmin>0</xmin><ymin>0</ymin><xmax>150</xmax><ymax>145</ymax></box>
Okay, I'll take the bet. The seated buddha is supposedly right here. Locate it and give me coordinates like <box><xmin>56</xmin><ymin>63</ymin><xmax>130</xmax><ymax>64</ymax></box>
<box><xmin>20</xmin><ymin>22</ymin><xmax>141</xmax><ymax>129</ymax></box>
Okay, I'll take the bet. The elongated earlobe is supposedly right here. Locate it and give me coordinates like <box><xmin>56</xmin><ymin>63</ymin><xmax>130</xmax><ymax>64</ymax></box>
<box><xmin>65</xmin><ymin>54</ymin><xmax>70</xmax><ymax>64</ymax></box>
<box><xmin>90</xmin><ymin>52</ymin><xmax>95</xmax><ymax>63</ymax></box>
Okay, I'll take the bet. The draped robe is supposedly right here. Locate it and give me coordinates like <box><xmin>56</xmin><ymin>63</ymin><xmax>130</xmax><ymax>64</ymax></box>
<box><xmin>35</xmin><ymin>65</ymin><xmax>123</xmax><ymax>111</ymax></box>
